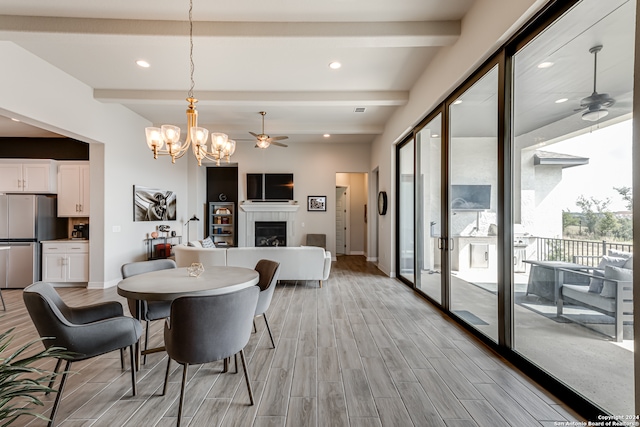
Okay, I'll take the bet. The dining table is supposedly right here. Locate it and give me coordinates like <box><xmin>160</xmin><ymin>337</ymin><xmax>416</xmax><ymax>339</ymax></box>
<box><xmin>117</xmin><ymin>265</ymin><xmax>259</xmax><ymax>369</ymax></box>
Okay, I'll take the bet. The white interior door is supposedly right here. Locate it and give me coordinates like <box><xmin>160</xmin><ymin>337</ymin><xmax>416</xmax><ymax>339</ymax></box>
<box><xmin>335</xmin><ymin>187</ymin><xmax>347</xmax><ymax>255</ymax></box>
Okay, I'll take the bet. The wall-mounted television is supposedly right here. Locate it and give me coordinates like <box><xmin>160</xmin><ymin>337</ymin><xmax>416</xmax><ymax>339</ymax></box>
<box><xmin>246</xmin><ymin>173</ymin><xmax>294</xmax><ymax>201</ymax></box>
<box><xmin>451</xmin><ymin>184</ymin><xmax>491</xmax><ymax>211</ymax></box>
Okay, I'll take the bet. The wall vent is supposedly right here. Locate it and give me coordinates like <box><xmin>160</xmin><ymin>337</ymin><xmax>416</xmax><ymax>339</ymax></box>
<box><xmin>354</xmin><ymin>107</ymin><xmax>366</xmax><ymax>113</ymax></box>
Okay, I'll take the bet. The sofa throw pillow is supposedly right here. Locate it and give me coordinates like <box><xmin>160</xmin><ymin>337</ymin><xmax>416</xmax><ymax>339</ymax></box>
<box><xmin>590</xmin><ymin>256</ymin><xmax>628</xmax><ymax>293</ymax></box>
<box><xmin>188</xmin><ymin>240</ymin><xmax>203</xmax><ymax>248</ymax></box>
<box><xmin>623</xmin><ymin>255</ymin><xmax>633</xmax><ymax>270</ymax></box>
<box><xmin>587</xmin><ymin>270</ymin><xmax>605</xmax><ymax>293</ymax></box>
<box><xmin>201</xmin><ymin>236</ymin><xmax>215</xmax><ymax>248</ymax></box>
<box><xmin>597</xmin><ymin>255</ymin><xmax>628</xmax><ymax>269</ymax></box>
<box><xmin>600</xmin><ymin>265</ymin><xmax>633</xmax><ymax>299</ymax></box>
<box><xmin>607</xmin><ymin>249</ymin><xmax>632</xmax><ymax>259</ymax></box>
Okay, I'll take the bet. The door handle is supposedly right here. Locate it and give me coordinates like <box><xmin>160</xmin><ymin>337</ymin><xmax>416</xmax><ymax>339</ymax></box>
<box><xmin>449</xmin><ymin>238</ymin><xmax>455</xmax><ymax>251</ymax></box>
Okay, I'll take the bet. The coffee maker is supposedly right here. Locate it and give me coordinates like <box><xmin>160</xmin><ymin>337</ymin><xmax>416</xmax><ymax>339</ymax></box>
<box><xmin>72</xmin><ymin>223</ymin><xmax>89</xmax><ymax>239</ymax></box>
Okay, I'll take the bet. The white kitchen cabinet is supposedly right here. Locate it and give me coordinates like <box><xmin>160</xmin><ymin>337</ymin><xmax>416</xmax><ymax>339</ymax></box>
<box><xmin>57</xmin><ymin>162</ymin><xmax>90</xmax><ymax>217</ymax></box>
<box><xmin>0</xmin><ymin>159</ymin><xmax>57</xmax><ymax>193</ymax></box>
<box><xmin>42</xmin><ymin>241</ymin><xmax>89</xmax><ymax>283</ymax></box>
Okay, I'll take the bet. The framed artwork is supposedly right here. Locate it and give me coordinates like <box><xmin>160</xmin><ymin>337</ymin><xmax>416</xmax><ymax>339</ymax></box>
<box><xmin>134</xmin><ymin>185</ymin><xmax>177</xmax><ymax>221</ymax></box>
<box><xmin>307</xmin><ymin>196</ymin><xmax>326</xmax><ymax>212</ymax></box>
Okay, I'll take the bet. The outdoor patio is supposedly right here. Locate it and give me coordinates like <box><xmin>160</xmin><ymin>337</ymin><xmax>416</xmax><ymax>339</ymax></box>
<box><xmin>446</xmin><ymin>264</ymin><xmax>634</xmax><ymax>416</ymax></box>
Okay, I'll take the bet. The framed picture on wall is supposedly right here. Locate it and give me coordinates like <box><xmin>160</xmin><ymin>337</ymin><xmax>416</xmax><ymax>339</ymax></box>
<box><xmin>133</xmin><ymin>185</ymin><xmax>177</xmax><ymax>221</ymax></box>
<box><xmin>307</xmin><ymin>196</ymin><xmax>326</xmax><ymax>212</ymax></box>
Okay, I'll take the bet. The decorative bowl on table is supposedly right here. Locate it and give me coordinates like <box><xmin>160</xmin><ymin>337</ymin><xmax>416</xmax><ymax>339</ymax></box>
<box><xmin>187</xmin><ymin>262</ymin><xmax>204</xmax><ymax>277</ymax></box>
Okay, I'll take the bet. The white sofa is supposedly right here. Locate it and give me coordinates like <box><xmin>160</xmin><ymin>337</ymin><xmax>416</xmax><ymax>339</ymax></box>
<box><xmin>173</xmin><ymin>245</ymin><xmax>332</xmax><ymax>287</ymax></box>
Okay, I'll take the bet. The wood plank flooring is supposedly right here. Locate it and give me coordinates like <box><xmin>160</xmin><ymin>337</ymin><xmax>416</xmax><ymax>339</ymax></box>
<box><xmin>0</xmin><ymin>255</ymin><xmax>583</xmax><ymax>426</ymax></box>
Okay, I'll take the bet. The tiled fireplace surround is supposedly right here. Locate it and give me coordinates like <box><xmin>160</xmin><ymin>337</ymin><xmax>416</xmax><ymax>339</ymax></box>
<box><xmin>239</xmin><ymin>202</ymin><xmax>300</xmax><ymax>247</ymax></box>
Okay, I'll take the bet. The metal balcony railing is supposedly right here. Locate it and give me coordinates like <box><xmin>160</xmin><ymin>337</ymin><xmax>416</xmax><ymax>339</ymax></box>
<box><xmin>535</xmin><ymin>237</ymin><xmax>632</xmax><ymax>267</ymax></box>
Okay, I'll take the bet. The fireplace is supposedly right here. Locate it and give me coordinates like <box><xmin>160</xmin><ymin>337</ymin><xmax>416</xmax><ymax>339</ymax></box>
<box><xmin>255</xmin><ymin>221</ymin><xmax>287</xmax><ymax>247</ymax></box>
<box><xmin>239</xmin><ymin>201</ymin><xmax>300</xmax><ymax>247</ymax></box>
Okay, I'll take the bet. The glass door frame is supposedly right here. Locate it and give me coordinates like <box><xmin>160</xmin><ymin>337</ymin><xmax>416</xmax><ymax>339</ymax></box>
<box><xmin>395</xmin><ymin>134</ymin><xmax>416</xmax><ymax>287</ymax></box>
<box><xmin>413</xmin><ymin>107</ymin><xmax>448</xmax><ymax>306</ymax></box>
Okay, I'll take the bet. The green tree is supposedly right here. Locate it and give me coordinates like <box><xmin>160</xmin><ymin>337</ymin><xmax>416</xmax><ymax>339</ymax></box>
<box><xmin>614</xmin><ymin>217</ymin><xmax>633</xmax><ymax>241</ymax></box>
<box><xmin>597</xmin><ymin>211</ymin><xmax>618</xmax><ymax>237</ymax></box>
<box><xmin>562</xmin><ymin>210</ymin><xmax>579</xmax><ymax>229</ymax></box>
<box><xmin>614</xmin><ymin>186</ymin><xmax>632</xmax><ymax>211</ymax></box>
<box><xmin>575</xmin><ymin>195</ymin><xmax>610</xmax><ymax>236</ymax></box>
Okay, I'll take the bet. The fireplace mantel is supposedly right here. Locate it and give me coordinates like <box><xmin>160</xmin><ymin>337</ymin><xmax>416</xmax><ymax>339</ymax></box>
<box><xmin>240</xmin><ymin>202</ymin><xmax>300</xmax><ymax>213</ymax></box>
<box><xmin>240</xmin><ymin>202</ymin><xmax>299</xmax><ymax>246</ymax></box>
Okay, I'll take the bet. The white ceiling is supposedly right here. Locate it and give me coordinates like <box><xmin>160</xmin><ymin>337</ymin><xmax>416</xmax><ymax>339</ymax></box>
<box><xmin>0</xmin><ymin>0</ymin><xmax>474</xmax><ymax>146</ymax></box>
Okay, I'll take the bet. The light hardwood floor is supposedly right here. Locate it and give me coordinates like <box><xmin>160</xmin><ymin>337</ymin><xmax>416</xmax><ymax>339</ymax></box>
<box><xmin>1</xmin><ymin>255</ymin><xmax>583</xmax><ymax>426</ymax></box>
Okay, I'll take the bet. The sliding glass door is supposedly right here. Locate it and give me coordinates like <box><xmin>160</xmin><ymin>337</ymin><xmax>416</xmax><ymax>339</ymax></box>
<box><xmin>415</xmin><ymin>114</ymin><xmax>443</xmax><ymax>303</ymax></box>
<box><xmin>397</xmin><ymin>138</ymin><xmax>415</xmax><ymax>285</ymax></box>
<box><xmin>511</xmin><ymin>0</ymin><xmax>635</xmax><ymax>415</ymax></box>
<box><xmin>448</xmin><ymin>66</ymin><xmax>500</xmax><ymax>342</ymax></box>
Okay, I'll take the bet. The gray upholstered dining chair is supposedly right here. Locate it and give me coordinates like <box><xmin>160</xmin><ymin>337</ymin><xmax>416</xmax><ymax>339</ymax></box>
<box><xmin>121</xmin><ymin>258</ymin><xmax>176</xmax><ymax>364</ymax></box>
<box><xmin>23</xmin><ymin>282</ymin><xmax>142</xmax><ymax>427</ymax></box>
<box><xmin>254</xmin><ymin>259</ymin><xmax>280</xmax><ymax>348</ymax></box>
<box><xmin>162</xmin><ymin>286</ymin><xmax>260</xmax><ymax>426</ymax></box>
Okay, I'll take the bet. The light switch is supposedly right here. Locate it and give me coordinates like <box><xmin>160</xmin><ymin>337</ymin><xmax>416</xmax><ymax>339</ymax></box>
<box><xmin>112</xmin><ymin>225</ymin><xmax>121</xmax><ymax>233</ymax></box>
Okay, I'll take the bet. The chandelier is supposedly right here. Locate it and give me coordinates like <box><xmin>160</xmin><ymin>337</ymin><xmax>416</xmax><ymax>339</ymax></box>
<box><xmin>144</xmin><ymin>0</ymin><xmax>234</xmax><ymax>166</ymax></box>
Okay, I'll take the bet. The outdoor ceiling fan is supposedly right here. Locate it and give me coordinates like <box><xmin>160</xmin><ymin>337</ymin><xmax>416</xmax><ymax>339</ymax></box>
<box><xmin>575</xmin><ymin>45</ymin><xmax>615</xmax><ymax>122</ymax></box>
<box><xmin>249</xmin><ymin>111</ymin><xmax>288</xmax><ymax>149</ymax></box>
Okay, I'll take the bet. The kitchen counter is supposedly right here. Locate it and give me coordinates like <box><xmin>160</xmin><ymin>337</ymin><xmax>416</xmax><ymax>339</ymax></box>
<box><xmin>41</xmin><ymin>238</ymin><xmax>89</xmax><ymax>243</ymax></box>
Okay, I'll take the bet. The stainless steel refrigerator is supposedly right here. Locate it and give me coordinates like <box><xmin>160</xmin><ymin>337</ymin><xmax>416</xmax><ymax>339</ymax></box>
<box><xmin>0</xmin><ymin>194</ymin><xmax>66</xmax><ymax>288</ymax></box>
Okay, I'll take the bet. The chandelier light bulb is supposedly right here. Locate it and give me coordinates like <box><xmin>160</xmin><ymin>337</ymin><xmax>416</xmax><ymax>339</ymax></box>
<box><xmin>190</xmin><ymin>127</ymin><xmax>209</xmax><ymax>147</ymax></box>
<box><xmin>145</xmin><ymin>127</ymin><xmax>164</xmax><ymax>150</ymax></box>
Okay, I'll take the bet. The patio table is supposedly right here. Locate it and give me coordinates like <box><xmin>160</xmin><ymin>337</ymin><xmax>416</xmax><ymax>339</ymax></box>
<box><xmin>523</xmin><ymin>260</ymin><xmax>593</xmax><ymax>303</ymax></box>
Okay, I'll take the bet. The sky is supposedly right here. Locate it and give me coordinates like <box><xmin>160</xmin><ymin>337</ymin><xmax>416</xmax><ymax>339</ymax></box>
<box><xmin>548</xmin><ymin>119</ymin><xmax>632</xmax><ymax>213</ymax></box>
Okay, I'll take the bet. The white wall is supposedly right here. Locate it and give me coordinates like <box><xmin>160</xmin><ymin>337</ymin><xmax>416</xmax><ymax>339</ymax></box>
<box><xmin>194</xmin><ymin>141</ymin><xmax>371</xmax><ymax>257</ymax></box>
<box><xmin>0</xmin><ymin>41</ymin><xmax>190</xmax><ymax>288</ymax></box>
<box><xmin>370</xmin><ymin>0</ymin><xmax>548</xmax><ymax>276</ymax></box>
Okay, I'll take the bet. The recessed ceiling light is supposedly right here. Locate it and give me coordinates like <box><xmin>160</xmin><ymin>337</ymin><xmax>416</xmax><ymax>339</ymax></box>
<box><xmin>555</xmin><ymin>98</ymin><xmax>568</xmax><ymax>104</ymax></box>
<box><xmin>136</xmin><ymin>60</ymin><xmax>150</xmax><ymax>68</ymax></box>
<box><xmin>537</xmin><ymin>61</ymin><xmax>554</xmax><ymax>69</ymax></box>
<box><xmin>323</xmin><ymin>134</ymin><xmax>331</xmax><ymax>138</ymax></box>
<box><xmin>10</xmin><ymin>118</ymin><xmax>20</xmax><ymax>122</ymax></box>
<box><xmin>452</xmin><ymin>100</ymin><xmax>462</xmax><ymax>105</ymax></box>
<box><xmin>329</xmin><ymin>61</ymin><xmax>342</xmax><ymax>70</ymax></box>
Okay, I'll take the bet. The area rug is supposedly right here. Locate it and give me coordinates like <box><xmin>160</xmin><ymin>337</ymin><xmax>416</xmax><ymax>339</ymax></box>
<box><xmin>452</xmin><ymin>310</ymin><xmax>489</xmax><ymax>325</ymax></box>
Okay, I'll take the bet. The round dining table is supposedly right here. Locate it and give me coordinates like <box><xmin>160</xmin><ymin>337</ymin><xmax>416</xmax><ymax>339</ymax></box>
<box><xmin>117</xmin><ymin>265</ymin><xmax>259</xmax><ymax>369</ymax></box>
<box><xmin>117</xmin><ymin>265</ymin><xmax>259</xmax><ymax>301</ymax></box>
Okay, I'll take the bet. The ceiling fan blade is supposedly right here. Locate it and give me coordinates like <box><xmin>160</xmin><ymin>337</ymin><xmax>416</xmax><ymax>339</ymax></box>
<box><xmin>270</xmin><ymin>135</ymin><xmax>289</xmax><ymax>141</ymax></box>
<box><xmin>270</xmin><ymin>141</ymin><xmax>288</xmax><ymax>147</ymax></box>
<box><xmin>249</xmin><ymin>131</ymin><xmax>259</xmax><ymax>138</ymax></box>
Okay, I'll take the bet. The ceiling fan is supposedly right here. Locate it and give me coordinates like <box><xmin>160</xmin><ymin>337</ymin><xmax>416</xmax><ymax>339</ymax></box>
<box><xmin>575</xmin><ymin>45</ymin><xmax>615</xmax><ymax>122</ymax></box>
<box><xmin>249</xmin><ymin>111</ymin><xmax>288</xmax><ymax>149</ymax></box>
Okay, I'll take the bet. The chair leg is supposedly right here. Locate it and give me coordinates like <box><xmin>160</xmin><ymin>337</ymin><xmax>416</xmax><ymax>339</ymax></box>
<box><xmin>239</xmin><ymin>349</ymin><xmax>254</xmax><ymax>405</ymax></box>
<box><xmin>48</xmin><ymin>360</ymin><xmax>71</xmax><ymax>427</ymax></box>
<box><xmin>0</xmin><ymin>288</ymin><xmax>5</xmax><ymax>311</ymax></box>
<box><xmin>223</xmin><ymin>357</ymin><xmax>228</xmax><ymax>373</ymax></box>
<box><xmin>129</xmin><ymin>345</ymin><xmax>137</xmax><ymax>396</ymax></box>
<box><xmin>162</xmin><ymin>357</ymin><xmax>171</xmax><ymax>396</ymax></box>
<box><xmin>143</xmin><ymin>321</ymin><xmax>150</xmax><ymax>365</ymax></box>
<box><xmin>46</xmin><ymin>359</ymin><xmax>63</xmax><ymax>396</ymax></box>
<box><xmin>177</xmin><ymin>364</ymin><xmax>189</xmax><ymax>427</ymax></box>
<box><xmin>234</xmin><ymin>353</ymin><xmax>238</xmax><ymax>374</ymax></box>
<box><xmin>120</xmin><ymin>348</ymin><xmax>125</xmax><ymax>369</ymax></box>
<box><xmin>264</xmin><ymin>314</ymin><xmax>276</xmax><ymax>349</ymax></box>
<box><xmin>253</xmin><ymin>319</ymin><xmax>257</xmax><ymax>333</ymax></box>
